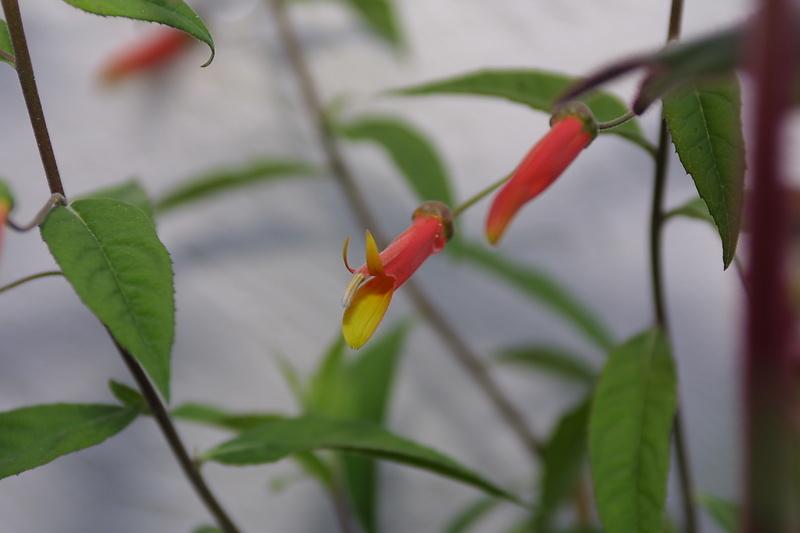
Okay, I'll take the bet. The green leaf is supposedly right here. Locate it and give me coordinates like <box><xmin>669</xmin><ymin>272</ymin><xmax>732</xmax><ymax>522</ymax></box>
<box><xmin>664</xmin><ymin>196</ymin><xmax>713</xmax><ymax>225</ymax></box>
<box><xmin>0</xmin><ymin>403</ymin><xmax>137</xmax><ymax>479</ymax></box>
<box><xmin>304</xmin><ymin>335</ymin><xmax>349</xmax><ymax>418</ymax></box>
<box><xmin>341</xmin><ymin>0</ymin><xmax>402</xmax><ymax>47</ymax></box>
<box><xmin>60</xmin><ymin>0</ymin><xmax>215</xmax><ymax>66</ymax></box>
<box><xmin>340</xmin><ymin>324</ymin><xmax>410</xmax><ymax>533</ymax></box>
<box><xmin>448</xmin><ymin>239</ymin><xmax>614</xmax><ymax>351</ymax></box>
<box><xmin>40</xmin><ymin>199</ymin><xmax>175</xmax><ymax>400</ymax></box>
<box><xmin>534</xmin><ymin>399</ymin><xmax>590</xmax><ymax>531</ymax></box>
<box><xmin>337</xmin><ymin>115</ymin><xmax>454</xmax><ymax>206</ymax></box>
<box><xmin>156</xmin><ymin>159</ymin><xmax>316</xmax><ymax>214</ymax></box>
<box><xmin>108</xmin><ymin>380</ymin><xmax>148</xmax><ymax>413</ymax></box>
<box><xmin>495</xmin><ymin>345</ymin><xmax>596</xmax><ymax>386</ymax></box>
<box><xmin>697</xmin><ymin>493</ymin><xmax>738</xmax><ymax>532</ymax></box>
<box><xmin>274</xmin><ymin>352</ymin><xmax>306</xmax><ymax>405</ymax></box>
<box><xmin>589</xmin><ymin>329</ymin><xmax>677</xmax><ymax>533</ymax></box>
<box><xmin>171</xmin><ymin>403</ymin><xmax>283</xmax><ymax>432</ymax></box>
<box><xmin>663</xmin><ymin>77</ymin><xmax>745</xmax><ymax>268</ymax></box>
<box><xmin>84</xmin><ymin>179</ymin><xmax>154</xmax><ymax>221</ymax></box>
<box><xmin>392</xmin><ymin>69</ymin><xmax>653</xmax><ymax>153</ymax></box>
<box><xmin>443</xmin><ymin>497</ymin><xmax>500</xmax><ymax>533</ymax></box>
<box><xmin>0</xmin><ymin>178</ymin><xmax>14</xmax><ymax>209</ymax></box>
<box><xmin>0</xmin><ymin>20</ymin><xmax>13</xmax><ymax>67</ymax></box>
<box><xmin>203</xmin><ymin>416</ymin><xmax>520</xmax><ymax>503</ymax></box>
<box><xmin>191</xmin><ymin>527</ymin><xmax>221</xmax><ymax>533</ymax></box>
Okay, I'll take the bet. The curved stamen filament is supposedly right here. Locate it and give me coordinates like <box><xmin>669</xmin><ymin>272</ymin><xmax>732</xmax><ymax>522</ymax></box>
<box><xmin>342</xmin><ymin>236</ymin><xmax>355</xmax><ymax>273</ymax></box>
<box><xmin>342</xmin><ymin>272</ymin><xmax>366</xmax><ymax>308</ymax></box>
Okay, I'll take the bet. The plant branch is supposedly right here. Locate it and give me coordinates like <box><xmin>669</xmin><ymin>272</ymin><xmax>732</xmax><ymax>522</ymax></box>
<box><xmin>267</xmin><ymin>0</ymin><xmax>543</xmax><ymax>457</ymax></box>
<box><xmin>6</xmin><ymin>192</ymin><xmax>65</xmax><ymax>232</ymax></box>
<box><xmin>2</xmin><ymin>3</ymin><xmax>241</xmax><ymax>529</ymax></box>
<box><xmin>1</xmin><ymin>0</ymin><xmax>65</xmax><ymax>197</ymax></box>
<box><xmin>452</xmin><ymin>174</ymin><xmax>510</xmax><ymax>218</ymax></box>
<box><xmin>0</xmin><ymin>270</ymin><xmax>62</xmax><ymax>295</ymax></box>
<box><xmin>649</xmin><ymin>1</ymin><xmax>698</xmax><ymax>532</ymax></box>
<box><xmin>111</xmin><ymin>337</ymin><xmax>242</xmax><ymax>533</ymax></box>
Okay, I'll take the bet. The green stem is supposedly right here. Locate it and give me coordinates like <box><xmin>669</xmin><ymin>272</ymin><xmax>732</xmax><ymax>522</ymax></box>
<box><xmin>596</xmin><ymin>110</ymin><xmax>636</xmax><ymax>131</ymax></box>
<box><xmin>2</xmin><ymin>3</ymin><xmax>241</xmax><ymax>530</ymax></box>
<box><xmin>267</xmin><ymin>0</ymin><xmax>543</xmax><ymax>460</ymax></box>
<box><xmin>650</xmin><ymin>1</ymin><xmax>698</xmax><ymax>531</ymax></box>
<box><xmin>452</xmin><ymin>174</ymin><xmax>510</xmax><ymax>217</ymax></box>
<box><xmin>0</xmin><ymin>270</ymin><xmax>62</xmax><ymax>295</ymax></box>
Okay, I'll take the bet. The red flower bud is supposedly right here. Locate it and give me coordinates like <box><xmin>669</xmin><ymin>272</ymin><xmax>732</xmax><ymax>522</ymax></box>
<box><xmin>99</xmin><ymin>28</ymin><xmax>192</xmax><ymax>84</ymax></box>
<box><xmin>485</xmin><ymin>102</ymin><xmax>596</xmax><ymax>245</ymax></box>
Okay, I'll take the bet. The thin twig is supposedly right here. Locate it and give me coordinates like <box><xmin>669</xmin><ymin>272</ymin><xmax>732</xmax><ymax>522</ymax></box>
<box><xmin>6</xmin><ymin>193</ymin><xmax>65</xmax><ymax>231</ymax></box>
<box><xmin>452</xmin><ymin>174</ymin><xmax>510</xmax><ymax>218</ymax></box>
<box><xmin>1</xmin><ymin>0</ymin><xmax>65</xmax><ymax>197</ymax></box>
<box><xmin>111</xmin><ymin>338</ymin><xmax>241</xmax><ymax>533</ymax></box>
<box><xmin>267</xmin><ymin>0</ymin><xmax>543</xmax><ymax>458</ymax></box>
<box><xmin>2</xmin><ymin>3</ymin><xmax>241</xmax><ymax>530</ymax></box>
<box><xmin>0</xmin><ymin>270</ymin><xmax>62</xmax><ymax>295</ymax></box>
<box><xmin>649</xmin><ymin>1</ymin><xmax>698</xmax><ymax>531</ymax></box>
<box><xmin>596</xmin><ymin>110</ymin><xmax>636</xmax><ymax>131</ymax></box>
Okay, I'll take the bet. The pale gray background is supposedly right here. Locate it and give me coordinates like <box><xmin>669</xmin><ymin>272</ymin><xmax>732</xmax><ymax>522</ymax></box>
<box><xmin>0</xmin><ymin>0</ymin><xmax>758</xmax><ymax>531</ymax></box>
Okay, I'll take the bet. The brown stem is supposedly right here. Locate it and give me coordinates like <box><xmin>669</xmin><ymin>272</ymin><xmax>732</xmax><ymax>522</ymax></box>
<box><xmin>743</xmin><ymin>0</ymin><xmax>797</xmax><ymax>530</ymax></box>
<box><xmin>112</xmin><ymin>338</ymin><xmax>242</xmax><ymax>533</ymax></box>
<box><xmin>1</xmin><ymin>0</ymin><xmax>65</xmax><ymax>197</ymax></box>
<box><xmin>266</xmin><ymin>0</ymin><xmax>543</xmax><ymax>458</ymax></box>
<box><xmin>649</xmin><ymin>1</ymin><xmax>698</xmax><ymax>532</ymax></box>
<box><xmin>2</xmin><ymin>3</ymin><xmax>242</xmax><ymax>529</ymax></box>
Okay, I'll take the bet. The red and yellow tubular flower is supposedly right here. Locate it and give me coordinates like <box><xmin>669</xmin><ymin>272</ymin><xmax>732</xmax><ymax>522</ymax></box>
<box><xmin>485</xmin><ymin>102</ymin><xmax>597</xmax><ymax>245</ymax></box>
<box><xmin>0</xmin><ymin>182</ymin><xmax>13</xmax><ymax>260</ymax></box>
<box><xmin>342</xmin><ymin>201</ymin><xmax>454</xmax><ymax>349</ymax></box>
<box><xmin>99</xmin><ymin>28</ymin><xmax>192</xmax><ymax>84</ymax></box>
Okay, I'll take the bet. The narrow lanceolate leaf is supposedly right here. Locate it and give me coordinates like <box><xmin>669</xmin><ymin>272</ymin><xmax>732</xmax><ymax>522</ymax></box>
<box><xmin>341</xmin><ymin>0</ymin><xmax>402</xmax><ymax>47</ymax></box>
<box><xmin>203</xmin><ymin>416</ymin><xmax>519</xmax><ymax>503</ymax></box>
<box><xmin>156</xmin><ymin>160</ymin><xmax>316</xmax><ymax>214</ymax></box>
<box><xmin>341</xmin><ymin>325</ymin><xmax>410</xmax><ymax>533</ymax></box>
<box><xmin>392</xmin><ymin>69</ymin><xmax>652</xmax><ymax>153</ymax></box>
<box><xmin>534</xmin><ymin>399</ymin><xmax>590</xmax><ymax>531</ymax></box>
<box><xmin>0</xmin><ymin>20</ymin><xmax>14</xmax><ymax>67</ymax></box>
<box><xmin>337</xmin><ymin>116</ymin><xmax>454</xmax><ymax>206</ymax></box>
<box><xmin>40</xmin><ymin>199</ymin><xmax>175</xmax><ymax>400</ymax></box>
<box><xmin>495</xmin><ymin>345</ymin><xmax>596</xmax><ymax>386</ymax></box>
<box><xmin>664</xmin><ymin>77</ymin><xmax>745</xmax><ymax>268</ymax></box>
<box><xmin>0</xmin><ymin>403</ymin><xmax>137</xmax><ymax>479</ymax></box>
<box><xmin>449</xmin><ymin>239</ymin><xmax>614</xmax><ymax>351</ymax></box>
<box><xmin>84</xmin><ymin>179</ymin><xmax>154</xmax><ymax>221</ymax></box>
<box><xmin>664</xmin><ymin>196</ymin><xmax>713</xmax><ymax>225</ymax></box>
<box><xmin>171</xmin><ymin>403</ymin><xmax>283</xmax><ymax>433</ymax></box>
<box><xmin>60</xmin><ymin>0</ymin><xmax>215</xmax><ymax>66</ymax></box>
<box><xmin>442</xmin><ymin>496</ymin><xmax>500</xmax><ymax>533</ymax></box>
<box><xmin>589</xmin><ymin>329</ymin><xmax>677</xmax><ymax>533</ymax></box>
<box><xmin>108</xmin><ymin>380</ymin><xmax>149</xmax><ymax>413</ymax></box>
<box><xmin>697</xmin><ymin>494</ymin><xmax>738</xmax><ymax>532</ymax></box>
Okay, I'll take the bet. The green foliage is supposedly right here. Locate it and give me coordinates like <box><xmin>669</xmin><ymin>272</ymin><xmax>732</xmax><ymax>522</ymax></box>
<box><xmin>442</xmin><ymin>496</ymin><xmax>499</xmax><ymax>533</ymax></box>
<box><xmin>340</xmin><ymin>0</ymin><xmax>402</xmax><ymax>47</ymax></box>
<box><xmin>664</xmin><ymin>77</ymin><xmax>745</xmax><ymax>268</ymax></box>
<box><xmin>449</xmin><ymin>239</ymin><xmax>614</xmax><ymax>351</ymax></box>
<box><xmin>60</xmin><ymin>0</ymin><xmax>215</xmax><ymax>65</ymax></box>
<box><xmin>0</xmin><ymin>20</ymin><xmax>13</xmax><ymax>67</ymax></box>
<box><xmin>0</xmin><ymin>179</ymin><xmax>14</xmax><ymax>209</ymax></box>
<box><xmin>108</xmin><ymin>380</ymin><xmax>148</xmax><ymax>413</ymax></box>
<box><xmin>589</xmin><ymin>329</ymin><xmax>677</xmax><ymax>533</ymax></box>
<box><xmin>40</xmin><ymin>199</ymin><xmax>175</xmax><ymax>400</ymax></box>
<box><xmin>392</xmin><ymin>69</ymin><xmax>653</xmax><ymax>153</ymax></box>
<box><xmin>191</xmin><ymin>527</ymin><xmax>221</xmax><ymax>533</ymax></box>
<box><xmin>495</xmin><ymin>345</ymin><xmax>596</xmax><ymax>386</ymax></box>
<box><xmin>697</xmin><ymin>493</ymin><xmax>738</xmax><ymax>532</ymax></box>
<box><xmin>303</xmin><ymin>325</ymin><xmax>410</xmax><ymax>533</ymax></box>
<box><xmin>202</xmin><ymin>416</ymin><xmax>520</xmax><ymax>503</ymax></box>
<box><xmin>664</xmin><ymin>196</ymin><xmax>714</xmax><ymax>225</ymax></box>
<box><xmin>156</xmin><ymin>160</ymin><xmax>316</xmax><ymax>214</ymax></box>
<box><xmin>337</xmin><ymin>115</ymin><xmax>455</xmax><ymax>206</ymax></box>
<box><xmin>84</xmin><ymin>180</ymin><xmax>154</xmax><ymax>221</ymax></box>
<box><xmin>534</xmin><ymin>398</ymin><xmax>590</xmax><ymax>531</ymax></box>
<box><xmin>171</xmin><ymin>403</ymin><xmax>283</xmax><ymax>432</ymax></box>
<box><xmin>0</xmin><ymin>403</ymin><xmax>137</xmax><ymax>479</ymax></box>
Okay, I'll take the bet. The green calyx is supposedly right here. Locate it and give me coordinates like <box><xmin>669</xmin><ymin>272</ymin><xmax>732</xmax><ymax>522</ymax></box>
<box><xmin>550</xmin><ymin>101</ymin><xmax>598</xmax><ymax>140</ymax></box>
<box><xmin>0</xmin><ymin>180</ymin><xmax>15</xmax><ymax>212</ymax></box>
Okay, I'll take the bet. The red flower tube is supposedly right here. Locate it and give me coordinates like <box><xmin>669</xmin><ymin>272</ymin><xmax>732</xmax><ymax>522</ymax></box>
<box><xmin>99</xmin><ymin>27</ymin><xmax>192</xmax><ymax>84</ymax></box>
<box><xmin>485</xmin><ymin>102</ymin><xmax>597</xmax><ymax>245</ymax></box>
<box><xmin>342</xmin><ymin>201</ymin><xmax>453</xmax><ymax>349</ymax></box>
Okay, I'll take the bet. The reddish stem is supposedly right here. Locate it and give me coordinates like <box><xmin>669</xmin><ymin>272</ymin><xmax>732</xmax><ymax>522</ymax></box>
<box><xmin>743</xmin><ymin>1</ymin><xmax>798</xmax><ymax>531</ymax></box>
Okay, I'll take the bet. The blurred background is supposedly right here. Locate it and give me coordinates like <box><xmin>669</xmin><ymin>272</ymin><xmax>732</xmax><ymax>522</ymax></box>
<box><xmin>0</xmin><ymin>0</ymin><xmax>756</xmax><ymax>531</ymax></box>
